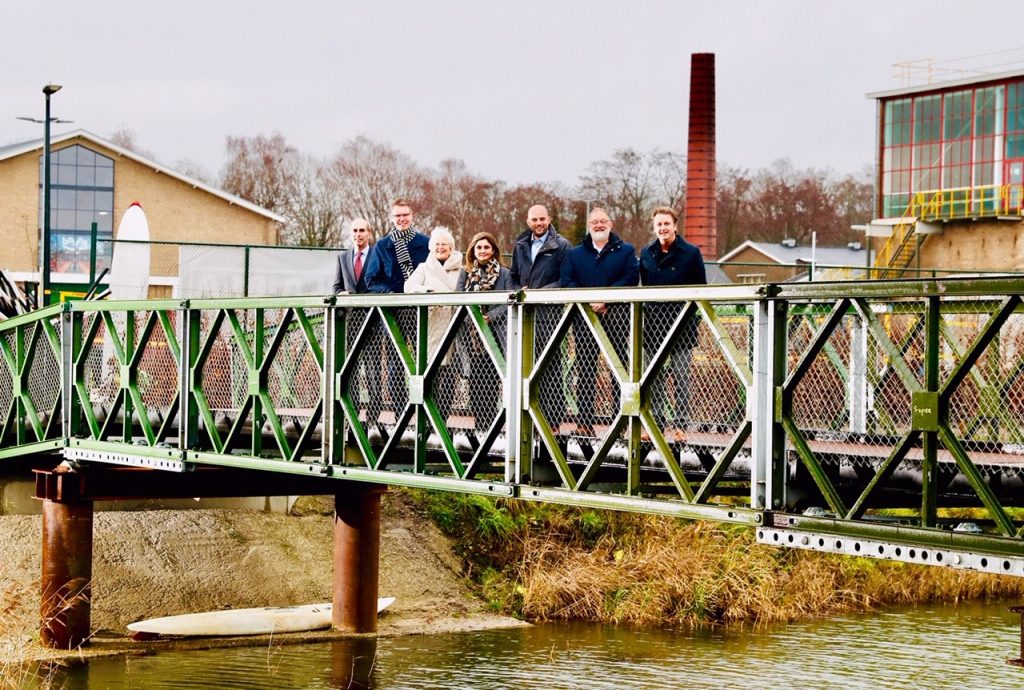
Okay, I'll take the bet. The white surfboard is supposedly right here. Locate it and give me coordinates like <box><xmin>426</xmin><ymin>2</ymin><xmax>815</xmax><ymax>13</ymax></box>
<box><xmin>127</xmin><ymin>597</ymin><xmax>396</xmax><ymax>638</ymax></box>
<box><xmin>108</xmin><ymin>201</ymin><xmax>151</xmax><ymax>300</ymax></box>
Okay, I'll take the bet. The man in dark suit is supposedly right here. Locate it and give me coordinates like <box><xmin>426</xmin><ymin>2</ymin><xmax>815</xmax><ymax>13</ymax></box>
<box><xmin>333</xmin><ymin>218</ymin><xmax>374</xmax><ymax>294</ymax></box>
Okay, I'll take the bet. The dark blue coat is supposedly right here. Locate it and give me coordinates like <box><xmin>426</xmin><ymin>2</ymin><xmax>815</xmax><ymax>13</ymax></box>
<box><xmin>639</xmin><ymin>235</ymin><xmax>706</xmax><ymax>286</ymax></box>
<box><xmin>560</xmin><ymin>233</ymin><xmax>639</xmax><ymax>289</ymax></box>
<box><xmin>363</xmin><ymin>231</ymin><xmax>430</xmax><ymax>293</ymax></box>
<box><xmin>510</xmin><ymin>226</ymin><xmax>572</xmax><ymax>289</ymax></box>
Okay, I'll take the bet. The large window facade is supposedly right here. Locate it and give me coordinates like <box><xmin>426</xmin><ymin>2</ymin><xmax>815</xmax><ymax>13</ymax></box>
<box><xmin>879</xmin><ymin>76</ymin><xmax>1024</xmax><ymax>217</ymax></box>
<box><xmin>38</xmin><ymin>144</ymin><xmax>114</xmax><ymax>275</ymax></box>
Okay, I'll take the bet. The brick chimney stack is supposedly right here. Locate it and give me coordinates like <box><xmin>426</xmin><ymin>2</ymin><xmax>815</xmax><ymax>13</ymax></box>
<box><xmin>683</xmin><ymin>53</ymin><xmax>717</xmax><ymax>259</ymax></box>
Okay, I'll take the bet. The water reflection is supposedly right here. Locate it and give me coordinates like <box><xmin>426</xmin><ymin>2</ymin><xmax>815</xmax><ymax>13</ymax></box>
<box><xmin>328</xmin><ymin>638</ymin><xmax>377</xmax><ymax>689</ymax></box>
<box><xmin>49</xmin><ymin>603</ymin><xmax>1024</xmax><ymax>689</ymax></box>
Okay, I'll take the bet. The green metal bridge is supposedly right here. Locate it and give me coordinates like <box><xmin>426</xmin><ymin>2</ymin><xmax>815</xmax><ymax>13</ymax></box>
<box><xmin>5</xmin><ymin>277</ymin><xmax>1024</xmax><ymax>576</ymax></box>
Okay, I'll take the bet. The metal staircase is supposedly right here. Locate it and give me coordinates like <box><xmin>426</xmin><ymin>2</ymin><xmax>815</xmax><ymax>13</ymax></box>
<box><xmin>871</xmin><ymin>202</ymin><xmax>920</xmax><ymax>279</ymax></box>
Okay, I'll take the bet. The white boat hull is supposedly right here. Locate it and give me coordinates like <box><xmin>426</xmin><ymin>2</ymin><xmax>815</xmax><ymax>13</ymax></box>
<box><xmin>127</xmin><ymin>597</ymin><xmax>396</xmax><ymax>637</ymax></box>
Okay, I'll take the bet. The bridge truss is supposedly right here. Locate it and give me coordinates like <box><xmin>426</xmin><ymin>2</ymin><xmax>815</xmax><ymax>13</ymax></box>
<box><xmin>3</xmin><ymin>277</ymin><xmax>1024</xmax><ymax>575</ymax></box>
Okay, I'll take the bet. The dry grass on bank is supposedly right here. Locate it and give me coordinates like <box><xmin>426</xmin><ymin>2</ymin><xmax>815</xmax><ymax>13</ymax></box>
<box><xmin>407</xmin><ymin>491</ymin><xmax>1024</xmax><ymax>629</ymax></box>
<box><xmin>0</xmin><ymin>578</ymin><xmax>57</xmax><ymax>689</ymax></box>
<box><xmin>514</xmin><ymin>516</ymin><xmax>1024</xmax><ymax>627</ymax></box>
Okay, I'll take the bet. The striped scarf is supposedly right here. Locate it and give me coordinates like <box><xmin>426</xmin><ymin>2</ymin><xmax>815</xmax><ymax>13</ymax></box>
<box><xmin>391</xmin><ymin>227</ymin><xmax>416</xmax><ymax>279</ymax></box>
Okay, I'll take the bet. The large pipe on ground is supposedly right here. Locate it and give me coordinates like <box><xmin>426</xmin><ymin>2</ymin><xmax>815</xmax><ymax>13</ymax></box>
<box><xmin>684</xmin><ymin>52</ymin><xmax>718</xmax><ymax>260</ymax></box>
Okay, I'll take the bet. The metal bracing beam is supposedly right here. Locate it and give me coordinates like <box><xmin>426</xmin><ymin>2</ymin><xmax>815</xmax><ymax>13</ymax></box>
<box><xmin>8</xmin><ymin>283</ymin><xmax>1024</xmax><ymax>573</ymax></box>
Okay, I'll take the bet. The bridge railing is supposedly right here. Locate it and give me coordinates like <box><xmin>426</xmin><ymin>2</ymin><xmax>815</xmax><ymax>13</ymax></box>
<box><xmin>772</xmin><ymin>278</ymin><xmax>1024</xmax><ymax>543</ymax></box>
<box><xmin>0</xmin><ymin>304</ymin><xmax>64</xmax><ymax>459</ymax></box>
<box><xmin>3</xmin><ymin>277</ymin><xmax>1024</xmax><ymax>571</ymax></box>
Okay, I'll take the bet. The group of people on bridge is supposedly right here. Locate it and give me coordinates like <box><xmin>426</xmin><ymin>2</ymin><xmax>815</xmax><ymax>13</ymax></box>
<box><xmin>332</xmin><ymin>199</ymin><xmax>707</xmax><ymax>298</ymax></box>
<box><xmin>332</xmin><ymin>199</ymin><xmax>708</xmax><ymax>439</ymax></box>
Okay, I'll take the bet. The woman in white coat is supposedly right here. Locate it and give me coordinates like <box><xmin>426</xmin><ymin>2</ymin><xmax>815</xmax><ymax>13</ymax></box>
<box><xmin>404</xmin><ymin>227</ymin><xmax>462</xmax><ymax>416</ymax></box>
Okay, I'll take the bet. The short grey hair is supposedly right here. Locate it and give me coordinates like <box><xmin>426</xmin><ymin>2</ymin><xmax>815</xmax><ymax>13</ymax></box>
<box><xmin>429</xmin><ymin>226</ymin><xmax>455</xmax><ymax>250</ymax></box>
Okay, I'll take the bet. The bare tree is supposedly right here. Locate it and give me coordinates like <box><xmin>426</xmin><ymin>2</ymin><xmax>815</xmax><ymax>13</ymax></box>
<box><xmin>173</xmin><ymin>159</ymin><xmax>215</xmax><ymax>186</ymax></box>
<box><xmin>285</xmin><ymin>156</ymin><xmax>345</xmax><ymax>247</ymax></box>
<box><xmin>108</xmin><ymin>127</ymin><xmax>156</xmax><ymax>160</ymax></box>
<box><xmin>716</xmin><ymin>166</ymin><xmax>754</xmax><ymax>256</ymax></box>
<box><xmin>220</xmin><ymin>133</ymin><xmax>301</xmax><ymax>214</ymax></box>
<box><xmin>325</xmin><ymin>136</ymin><xmax>427</xmax><ymax>236</ymax></box>
<box><xmin>716</xmin><ymin>159</ymin><xmax>875</xmax><ymax>254</ymax></box>
<box><xmin>830</xmin><ymin>165</ymin><xmax>875</xmax><ymax>243</ymax></box>
<box><xmin>578</xmin><ymin>147</ymin><xmax>686</xmax><ymax>247</ymax></box>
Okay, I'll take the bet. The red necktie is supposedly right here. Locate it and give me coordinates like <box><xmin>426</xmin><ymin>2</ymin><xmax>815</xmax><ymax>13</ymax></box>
<box><xmin>354</xmin><ymin>251</ymin><xmax>363</xmax><ymax>281</ymax></box>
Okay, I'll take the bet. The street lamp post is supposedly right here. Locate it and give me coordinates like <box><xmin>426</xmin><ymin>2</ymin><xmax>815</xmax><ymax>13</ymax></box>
<box><xmin>18</xmin><ymin>85</ymin><xmax>72</xmax><ymax>307</ymax></box>
<box><xmin>571</xmin><ymin>197</ymin><xmax>598</xmax><ymax>242</ymax></box>
<box><xmin>41</xmin><ymin>84</ymin><xmax>62</xmax><ymax>307</ymax></box>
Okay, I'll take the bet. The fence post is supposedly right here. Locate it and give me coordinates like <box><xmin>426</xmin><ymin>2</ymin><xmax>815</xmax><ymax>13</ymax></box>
<box><xmin>515</xmin><ymin>301</ymin><xmax>535</xmax><ymax>485</ymax></box>
<box><xmin>749</xmin><ymin>295</ymin><xmax>770</xmax><ymax>509</ymax></box>
<box><xmin>60</xmin><ymin>303</ymin><xmax>78</xmax><ymax>440</ymax></box>
<box><xmin>921</xmin><ymin>294</ymin><xmax>940</xmax><ymax>526</ymax></box>
<box><xmin>179</xmin><ymin>304</ymin><xmax>198</xmax><ymax>453</ymax></box>
<box><xmin>750</xmin><ymin>289</ymin><xmax>786</xmax><ymax>511</ymax></box>
<box><xmin>323</xmin><ymin>300</ymin><xmax>342</xmax><ymax>465</ymax></box>
<box><xmin>504</xmin><ymin>297</ymin><xmax>521</xmax><ymax>485</ymax></box>
<box><xmin>243</xmin><ymin>246</ymin><xmax>251</xmax><ymax>298</ymax></box>
<box><xmin>849</xmin><ymin>314</ymin><xmax>867</xmax><ymax>435</ymax></box>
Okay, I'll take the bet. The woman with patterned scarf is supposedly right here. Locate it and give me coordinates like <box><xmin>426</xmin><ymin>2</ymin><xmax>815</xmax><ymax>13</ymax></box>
<box><xmin>456</xmin><ymin>231</ymin><xmax>514</xmax><ymax>427</ymax></box>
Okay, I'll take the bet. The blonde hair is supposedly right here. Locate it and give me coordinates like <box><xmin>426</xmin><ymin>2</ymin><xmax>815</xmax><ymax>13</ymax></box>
<box><xmin>651</xmin><ymin>206</ymin><xmax>678</xmax><ymax>223</ymax></box>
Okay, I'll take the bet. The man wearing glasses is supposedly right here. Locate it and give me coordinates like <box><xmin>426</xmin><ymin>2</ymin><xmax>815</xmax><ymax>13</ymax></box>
<box><xmin>361</xmin><ymin>200</ymin><xmax>430</xmax><ymax>422</ymax></box>
<box><xmin>560</xmin><ymin>208</ymin><xmax>639</xmax><ymax>435</ymax></box>
<box><xmin>363</xmin><ymin>199</ymin><xmax>429</xmax><ymax>293</ymax></box>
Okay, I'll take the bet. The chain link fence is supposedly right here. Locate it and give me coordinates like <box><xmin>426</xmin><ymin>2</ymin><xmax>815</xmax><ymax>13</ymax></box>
<box><xmin>98</xmin><ymin>239</ymin><xmax>341</xmax><ymax>298</ymax></box>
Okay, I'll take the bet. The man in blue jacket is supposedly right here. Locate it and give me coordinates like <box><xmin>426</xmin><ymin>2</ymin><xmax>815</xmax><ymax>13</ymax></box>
<box><xmin>510</xmin><ymin>205</ymin><xmax>572</xmax><ymax>290</ymax></box>
<box><xmin>363</xmin><ymin>199</ymin><xmax>430</xmax><ymax>293</ymax></box>
<box><xmin>361</xmin><ymin>199</ymin><xmax>430</xmax><ymax>419</ymax></box>
<box><xmin>639</xmin><ymin>206</ymin><xmax>706</xmax><ymax>443</ymax></box>
<box><xmin>560</xmin><ymin>208</ymin><xmax>639</xmax><ymax>434</ymax></box>
<box><xmin>511</xmin><ymin>204</ymin><xmax>573</xmax><ymax>427</ymax></box>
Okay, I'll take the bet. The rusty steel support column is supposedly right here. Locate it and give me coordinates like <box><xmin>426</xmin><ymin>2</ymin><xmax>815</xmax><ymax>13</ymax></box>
<box><xmin>684</xmin><ymin>52</ymin><xmax>717</xmax><ymax>260</ymax></box>
<box><xmin>333</xmin><ymin>485</ymin><xmax>386</xmax><ymax>633</ymax></box>
<box><xmin>40</xmin><ymin>499</ymin><xmax>93</xmax><ymax>649</ymax></box>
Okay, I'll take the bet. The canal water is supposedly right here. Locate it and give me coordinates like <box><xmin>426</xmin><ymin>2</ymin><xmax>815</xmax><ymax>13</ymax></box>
<box><xmin>41</xmin><ymin>602</ymin><xmax>1024</xmax><ymax>689</ymax></box>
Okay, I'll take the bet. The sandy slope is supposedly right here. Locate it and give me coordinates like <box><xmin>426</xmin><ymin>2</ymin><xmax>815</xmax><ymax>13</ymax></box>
<box><xmin>0</xmin><ymin>493</ymin><xmax>525</xmax><ymax>663</ymax></box>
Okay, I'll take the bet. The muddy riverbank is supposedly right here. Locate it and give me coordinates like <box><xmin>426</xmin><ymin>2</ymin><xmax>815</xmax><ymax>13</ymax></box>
<box><xmin>0</xmin><ymin>493</ymin><xmax>526</xmax><ymax>666</ymax></box>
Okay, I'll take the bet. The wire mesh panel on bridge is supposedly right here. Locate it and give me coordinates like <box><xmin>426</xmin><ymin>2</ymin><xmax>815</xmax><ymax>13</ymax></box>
<box><xmin>189</xmin><ymin>304</ymin><xmax>327</xmax><ymax>463</ymax></box>
<box><xmin>522</xmin><ymin>292</ymin><xmax>753</xmax><ymax>504</ymax></box>
<box><xmin>777</xmin><ymin>283</ymin><xmax>1024</xmax><ymax>539</ymax></box>
<box><xmin>73</xmin><ymin>307</ymin><xmax>180</xmax><ymax>448</ymax></box>
<box><xmin>0</xmin><ymin>311</ymin><xmax>63</xmax><ymax>455</ymax></box>
<box><xmin>337</xmin><ymin>301</ymin><xmax>509</xmax><ymax>479</ymax></box>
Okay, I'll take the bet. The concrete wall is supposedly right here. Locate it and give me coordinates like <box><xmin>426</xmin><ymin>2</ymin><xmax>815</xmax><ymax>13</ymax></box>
<box><xmin>917</xmin><ymin>219</ymin><xmax>1024</xmax><ymax>272</ymax></box>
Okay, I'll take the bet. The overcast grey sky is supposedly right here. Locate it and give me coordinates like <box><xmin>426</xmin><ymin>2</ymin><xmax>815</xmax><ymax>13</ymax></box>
<box><xmin>4</xmin><ymin>1</ymin><xmax>1024</xmax><ymax>187</ymax></box>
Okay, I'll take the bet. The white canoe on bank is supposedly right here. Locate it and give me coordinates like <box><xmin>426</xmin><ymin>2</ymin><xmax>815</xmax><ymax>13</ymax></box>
<box><xmin>127</xmin><ymin>598</ymin><xmax>396</xmax><ymax>638</ymax></box>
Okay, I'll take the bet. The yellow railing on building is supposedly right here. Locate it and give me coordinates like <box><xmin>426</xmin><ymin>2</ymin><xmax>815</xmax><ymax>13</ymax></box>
<box><xmin>874</xmin><ymin>183</ymin><xmax>1024</xmax><ymax>277</ymax></box>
